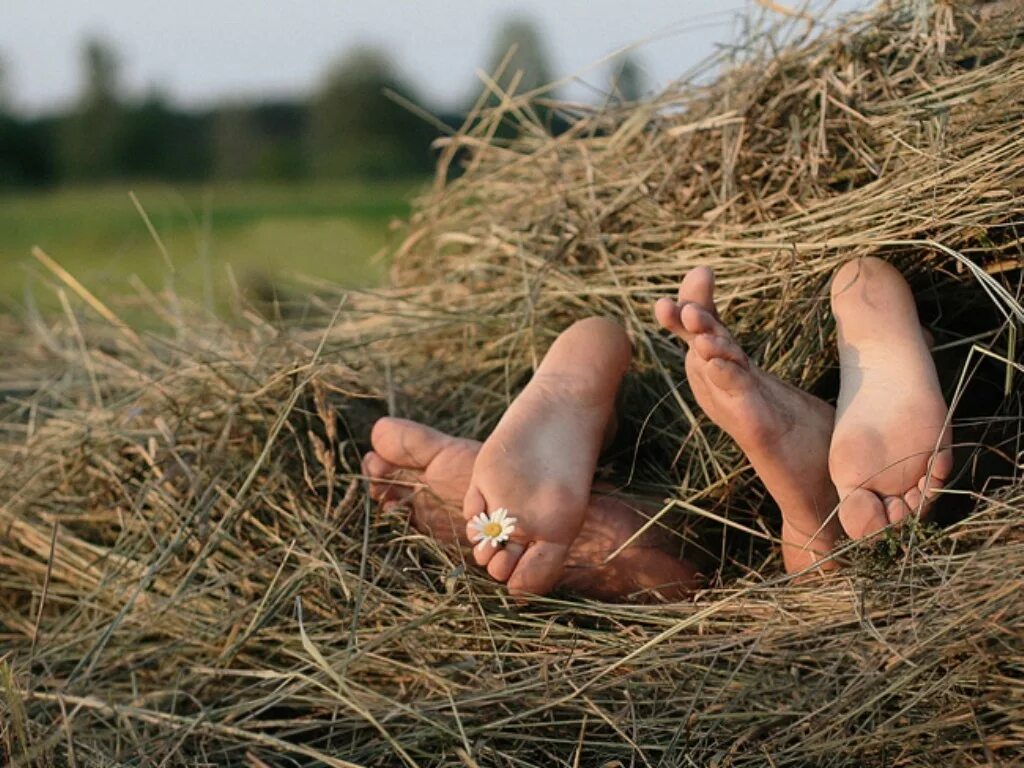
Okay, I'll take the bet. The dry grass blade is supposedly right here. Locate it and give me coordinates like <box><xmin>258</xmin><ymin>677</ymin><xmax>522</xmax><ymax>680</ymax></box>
<box><xmin>2</xmin><ymin>1</ymin><xmax>1023</xmax><ymax>766</ymax></box>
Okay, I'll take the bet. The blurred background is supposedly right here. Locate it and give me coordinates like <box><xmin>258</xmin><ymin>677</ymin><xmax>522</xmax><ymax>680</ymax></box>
<box><xmin>0</xmin><ymin>0</ymin><xmax>862</xmax><ymax>314</ymax></box>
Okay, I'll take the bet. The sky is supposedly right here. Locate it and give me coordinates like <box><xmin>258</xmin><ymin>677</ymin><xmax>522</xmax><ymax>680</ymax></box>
<box><xmin>1</xmin><ymin>1</ymin><xmax>867</xmax><ymax>115</ymax></box>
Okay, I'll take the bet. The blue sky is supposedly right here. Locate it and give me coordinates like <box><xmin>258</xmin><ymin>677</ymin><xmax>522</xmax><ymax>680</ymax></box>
<box><xmin>2</xmin><ymin>1</ymin><xmax>866</xmax><ymax>114</ymax></box>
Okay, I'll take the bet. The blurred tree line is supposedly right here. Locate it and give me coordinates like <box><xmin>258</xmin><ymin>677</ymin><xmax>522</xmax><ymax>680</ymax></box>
<box><xmin>0</xmin><ymin>39</ymin><xmax>443</xmax><ymax>188</ymax></box>
<box><xmin>0</xmin><ymin>18</ymin><xmax>647</xmax><ymax>189</ymax></box>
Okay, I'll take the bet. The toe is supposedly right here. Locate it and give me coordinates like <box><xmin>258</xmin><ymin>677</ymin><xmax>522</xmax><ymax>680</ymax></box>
<box><xmin>902</xmin><ymin>487</ymin><xmax>923</xmax><ymax>513</ymax></box>
<box><xmin>919</xmin><ymin>472</ymin><xmax>946</xmax><ymax>500</ymax></box>
<box><xmin>363</xmin><ymin>451</ymin><xmax>403</xmax><ymax>503</ymax></box>
<box><xmin>681</xmin><ymin>304</ymin><xmax>721</xmax><ymax>337</ymax></box>
<box><xmin>677</xmin><ymin>266</ymin><xmax>717</xmax><ymax>313</ymax></box>
<box><xmin>925</xmin><ymin>449</ymin><xmax>953</xmax><ymax>487</ymax></box>
<box><xmin>915</xmin><ymin>449</ymin><xmax>951</xmax><ymax>509</ymax></box>
<box><xmin>463</xmin><ymin>486</ymin><xmax>486</xmax><ymax>521</ymax></box>
<box><xmin>910</xmin><ymin>469</ymin><xmax>947</xmax><ymax>520</ymax></box>
<box><xmin>487</xmin><ymin>541</ymin><xmax>526</xmax><ymax>582</ymax></box>
<box><xmin>464</xmin><ymin>487</ymin><xmax>500</xmax><ymax>567</ymax></box>
<box><xmin>654</xmin><ymin>297</ymin><xmax>689</xmax><ymax>341</ymax></box>
<box><xmin>507</xmin><ymin>541</ymin><xmax>570</xmax><ymax>596</ymax></box>
<box><xmin>473</xmin><ymin>539</ymin><xmax>500</xmax><ymax>567</ymax></box>
<box><xmin>884</xmin><ymin>495</ymin><xmax>912</xmax><ymax>525</ymax></box>
<box><xmin>703</xmin><ymin>357</ymin><xmax>753</xmax><ymax>394</ymax></box>
<box><xmin>660</xmin><ymin>268</ymin><xmax>726</xmax><ymax>347</ymax></box>
<box><xmin>362</xmin><ymin>450</ymin><xmax>387</xmax><ymax>481</ymax></box>
<box><xmin>371</xmin><ymin>417</ymin><xmax>451</xmax><ymax>470</ymax></box>
<box><xmin>692</xmin><ymin>332</ymin><xmax>747</xmax><ymax>366</ymax></box>
<box><xmin>837</xmin><ymin>488</ymin><xmax>889</xmax><ymax>539</ymax></box>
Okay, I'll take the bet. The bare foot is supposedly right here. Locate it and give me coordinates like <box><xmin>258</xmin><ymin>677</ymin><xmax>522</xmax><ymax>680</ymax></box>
<box><xmin>462</xmin><ymin>317</ymin><xmax>632</xmax><ymax>596</ymax></box>
<box><xmin>364</xmin><ymin>418</ymin><xmax>699</xmax><ymax>601</ymax></box>
<box><xmin>654</xmin><ymin>268</ymin><xmax>842</xmax><ymax>573</ymax></box>
<box><xmin>829</xmin><ymin>257</ymin><xmax>953</xmax><ymax>539</ymax></box>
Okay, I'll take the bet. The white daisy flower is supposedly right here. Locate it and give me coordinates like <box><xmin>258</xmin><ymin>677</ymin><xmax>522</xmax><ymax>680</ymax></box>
<box><xmin>469</xmin><ymin>507</ymin><xmax>517</xmax><ymax>548</ymax></box>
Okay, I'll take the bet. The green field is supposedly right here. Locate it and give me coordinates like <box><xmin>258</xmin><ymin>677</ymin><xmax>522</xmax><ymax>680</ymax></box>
<box><xmin>0</xmin><ymin>180</ymin><xmax>424</xmax><ymax>315</ymax></box>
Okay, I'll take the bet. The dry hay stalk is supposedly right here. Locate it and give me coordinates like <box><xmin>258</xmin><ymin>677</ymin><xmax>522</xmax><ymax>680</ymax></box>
<box><xmin>2</xmin><ymin>1</ymin><xmax>1023</xmax><ymax>766</ymax></box>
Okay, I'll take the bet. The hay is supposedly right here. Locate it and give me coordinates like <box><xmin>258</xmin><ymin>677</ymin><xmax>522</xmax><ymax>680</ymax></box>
<box><xmin>2</xmin><ymin>1</ymin><xmax>1023</xmax><ymax>765</ymax></box>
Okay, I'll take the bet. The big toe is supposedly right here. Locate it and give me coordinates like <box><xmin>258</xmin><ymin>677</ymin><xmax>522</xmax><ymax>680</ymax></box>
<box><xmin>371</xmin><ymin>417</ymin><xmax>451</xmax><ymax>470</ymax></box>
<box><xmin>677</xmin><ymin>266</ymin><xmax>716</xmax><ymax>312</ymax></box>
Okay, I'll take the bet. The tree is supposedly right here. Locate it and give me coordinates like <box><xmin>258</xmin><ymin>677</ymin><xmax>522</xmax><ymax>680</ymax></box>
<box><xmin>0</xmin><ymin>54</ymin><xmax>10</xmax><ymax>111</ymax></box>
<box><xmin>212</xmin><ymin>101</ymin><xmax>306</xmax><ymax>180</ymax></box>
<box><xmin>119</xmin><ymin>90</ymin><xmax>210</xmax><ymax>180</ymax></box>
<box><xmin>308</xmin><ymin>46</ymin><xmax>435</xmax><ymax>178</ymax></box>
<box><xmin>0</xmin><ymin>54</ymin><xmax>20</xmax><ymax>186</ymax></box>
<box><xmin>479</xmin><ymin>16</ymin><xmax>556</xmax><ymax>102</ymax></box>
<box><xmin>0</xmin><ymin>53</ymin><xmax>56</xmax><ymax>187</ymax></box>
<box><xmin>58</xmin><ymin>37</ymin><xmax>124</xmax><ymax>179</ymax></box>
<box><xmin>211</xmin><ymin>104</ymin><xmax>265</xmax><ymax>179</ymax></box>
<box><xmin>81</xmin><ymin>39</ymin><xmax>119</xmax><ymax>108</ymax></box>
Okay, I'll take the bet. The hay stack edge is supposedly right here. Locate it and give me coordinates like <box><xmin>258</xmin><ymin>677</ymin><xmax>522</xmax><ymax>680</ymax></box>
<box><xmin>2</xmin><ymin>1</ymin><xmax>1023</xmax><ymax>765</ymax></box>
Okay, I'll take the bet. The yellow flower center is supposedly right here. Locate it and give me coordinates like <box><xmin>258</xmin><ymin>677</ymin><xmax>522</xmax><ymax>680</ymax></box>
<box><xmin>482</xmin><ymin>521</ymin><xmax>503</xmax><ymax>538</ymax></box>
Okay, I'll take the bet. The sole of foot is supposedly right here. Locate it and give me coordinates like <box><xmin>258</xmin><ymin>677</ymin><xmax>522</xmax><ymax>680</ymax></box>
<box><xmin>655</xmin><ymin>267</ymin><xmax>842</xmax><ymax>574</ymax></box>
<box><xmin>462</xmin><ymin>317</ymin><xmax>632</xmax><ymax>596</ymax></box>
<box><xmin>365</xmin><ymin>417</ymin><xmax>699</xmax><ymax>601</ymax></box>
<box><xmin>829</xmin><ymin>257</ymin><xmax>953</xmax><ymax>539</ymax></box>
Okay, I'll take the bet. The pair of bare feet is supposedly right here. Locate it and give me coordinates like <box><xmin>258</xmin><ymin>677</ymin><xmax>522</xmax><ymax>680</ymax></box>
<box><xmin>653</xmin><ymin>258</ymin><xmax>952</xmax><ymax>574</ymax></box>
<box><xmin>364</xmin><ymin>257</ymin><xmax>952</xmax><ymax>600</ymax></box>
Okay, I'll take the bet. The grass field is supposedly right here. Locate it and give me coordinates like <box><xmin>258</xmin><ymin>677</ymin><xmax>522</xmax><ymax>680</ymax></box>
<box><xmin>0</xmin><ymin>179</ymin><xmax>423</xmax><ymax>315</ymax></box>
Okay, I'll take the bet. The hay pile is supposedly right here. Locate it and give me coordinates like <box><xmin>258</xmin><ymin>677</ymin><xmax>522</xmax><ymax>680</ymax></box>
<box><xmin>2</xmin><ymin>1</ymin><xmax>1023</xmax><ymax>765</ymax></box>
